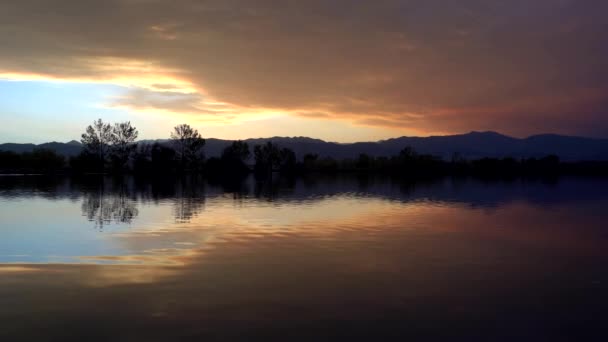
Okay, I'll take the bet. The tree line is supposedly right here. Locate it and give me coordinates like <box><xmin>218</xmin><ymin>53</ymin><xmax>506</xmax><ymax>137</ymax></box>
<box><xmin>1</xmin><ymin>119</ymin><xmax>608</xmax><ymax>177</ymax></box>
<box><xmin>73</xmin><ymin>119</ymin><xmax>295</xmax><ymax>176</ymax></box>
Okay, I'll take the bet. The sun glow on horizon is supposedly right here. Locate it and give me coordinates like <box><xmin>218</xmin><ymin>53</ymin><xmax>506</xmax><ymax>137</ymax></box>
<box><xmin>0</xmin><ymin>66</ymin><xmax>422</xmax><ymax>143</ymax></box>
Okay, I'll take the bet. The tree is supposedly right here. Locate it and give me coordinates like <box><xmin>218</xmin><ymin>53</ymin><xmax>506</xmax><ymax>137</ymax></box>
<box><xmin>133</xmin><ymin>142</ymin><xmax>177</xmax><ymax>174</ymax></box>
<box><xmin>279</xmin><ymin>147</ymin><xmax>296</xmax><ymax>172</ymax></box>
<box><xmin>0</xmin><ymin>149</ymin><xmax>64</xmax><ymax>172</ymax></box>
<box><xmin>81</xmin><ymin>119</ymin><xmax>113</xmax><ymax>170</ymax></box>
<box><xmin>151</xmin><ymin>143</ymin><xmax>177</xmax><ymax>171</ymax></box>
<box><xmin>220</xmin><ymin>140</ymin><xmax>251</xmax><ymax>174</ymax></box>
<box><xmin>254</xmin><ymin>141</ymin><xmax>281</xmax><ymax>174</ymax></box>
<box><xmin>0</xmin><ymin>151</ymin><xmax>20</xmax><ymax>171</ymax></box>
<box><xmin>302</xmin><ymin>153</ymin><xmax>319</xmax><ymax>171</ymax></box>
<box><xmin>26</xmin><ymin>148</ymin><xmax>65</xmax><ymax>172</ymax></box>
<box><xmin>253</xmin><ymin>142</ymin><xmax>297</xmax><ymax>175</ymax></box>
<box><xmin>356</xmin><ymin>153</ymin><xmax>372</xmax><ymax>169</ymax></box>
<box><xmin>221</xmin><ymin>140</ymin><xmax>250</xmax><ymax>163</ymax></box>
<box><xmin>170</xmin><ymin>124</ymin><xmax>205</xmax><ymax>170</ymax></box>
<box><xmin>109</xmin><ymin>121</ymin><xmax>138</xmax><ymax>170</ymax></box>
<box><xmin>399</xmin><ymin>146</ymin><xmax>418</xmax><ymax>161</ymax></box>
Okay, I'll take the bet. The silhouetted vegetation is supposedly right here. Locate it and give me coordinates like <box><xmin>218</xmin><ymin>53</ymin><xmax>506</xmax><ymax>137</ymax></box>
<box><xmin>80</xmin><ymin>119</ymin><xmax>113</xmax><ymax>166</ymax></box>
<box><xmin>253</xmin><ymin>141</ymin><xmax>297</xmax><ymax>176</ymax></box>
<box><xmin>171</xmin><ymin>124</ymin><xmax>205</xmax><ymax>171</ymax></box>
<box><xmin>109</xmin><ymin>121</ymin><xmax>139</xmax><ymax>171</ymax></box>
<box><xmin>133</xmin><ymin>143</ymin><xmax>177</xmax><ymax>174</ymax></box>
<box><xmin>0</xmin><ymin>149</ymin><xmax>65</xmax><ymax>173</ymax></box>
<box><xmin>76</xmin><ymin>119</ymin><xmax>139</xmax><ymax>173</ymax></box>
<box><xmin>2</xmin><ymin>120</ymin><xmax>608</xmax><ymax>178</ymax></box>
<box><xmin>207</xmin><ymin>140</ymin><xmax>251</xmax><ymax>177</ymax></box>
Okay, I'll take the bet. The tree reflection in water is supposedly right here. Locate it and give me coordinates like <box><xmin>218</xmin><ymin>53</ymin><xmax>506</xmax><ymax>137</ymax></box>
<box><xmin>172</xmin><ymin>178</ymin><xmax>205</xmax><ymax>223</ymax></box>
<box><xmin>79</xmin><ymin>176</ymin><xmax>208</xmax><ymax>228</ymax></box>
<box><xmin>81</xmin><ymin>179</ymin><xmax>139</xmax><ymax>229</ymax></box>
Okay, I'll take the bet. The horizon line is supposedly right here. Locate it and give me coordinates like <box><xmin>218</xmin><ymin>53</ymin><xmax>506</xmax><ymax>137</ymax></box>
<box><xmin>1</xmin><ymin>130</ymin><xmax>607</xmax><ymax>146</ymax></box>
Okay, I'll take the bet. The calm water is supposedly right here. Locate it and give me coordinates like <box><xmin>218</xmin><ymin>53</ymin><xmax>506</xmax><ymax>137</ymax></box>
<box><xmin>1</xmin><ymin>175</ymin><xmax>607</xmax><ymax>341</ymax></box>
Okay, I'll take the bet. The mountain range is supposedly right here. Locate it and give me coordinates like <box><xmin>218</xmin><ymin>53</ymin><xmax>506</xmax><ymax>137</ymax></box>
<box><xmin>2</xmin><ymin>132</ymin><xmax>608</xmax><ymax>161</ymax></box>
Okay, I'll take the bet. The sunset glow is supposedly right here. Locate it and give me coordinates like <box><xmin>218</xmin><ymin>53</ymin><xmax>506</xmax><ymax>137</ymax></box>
<box><xmin>1</xmin><ymin>0</ymin><xmax>607</xmax><ymax>142</ymax></box>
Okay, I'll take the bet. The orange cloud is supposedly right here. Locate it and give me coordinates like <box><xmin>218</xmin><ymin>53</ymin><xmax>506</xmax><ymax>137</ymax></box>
<box><xmin>1</xmin><ymin>0</ymin><xmax>607</xmax><ymax>137</ymax></box>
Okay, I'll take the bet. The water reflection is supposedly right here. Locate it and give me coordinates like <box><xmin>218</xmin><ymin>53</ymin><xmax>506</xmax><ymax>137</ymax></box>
<box><xmin>170</xmin><ymin>179</ymin><xmax>206</xmax><ymax>223</ymax></box>
<box><xmin>0</xmin><ymin>175</ymin><xmax>607</xmax><ymax>263</ymax></box>
<box><xmin>2</xmin><ymin>175</ymin><xmax>608</xmax><ymax>227</ymax></box>
<box><xmin>1</xmin><ymin>175</ymin><xmax>608</xmax><ymax>340</ymax></box>
<box><xmin>81</xmin><ymin>182</ymin><xmax>139</xmax><ymax>229</ymax></box>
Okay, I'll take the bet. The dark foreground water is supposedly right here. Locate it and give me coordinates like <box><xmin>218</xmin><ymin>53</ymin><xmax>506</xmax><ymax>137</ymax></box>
<box><xmin>0</xmin><ymin>175</ymin><xmax>607</xmax><ymax>341</ymax></box>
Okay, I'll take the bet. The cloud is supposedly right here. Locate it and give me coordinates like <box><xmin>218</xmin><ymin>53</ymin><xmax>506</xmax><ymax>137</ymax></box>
<box><xmin>111</xmin><ymin>89</ymin><xmax>206</xmax><ymax>114</ymax></box>
<box><xmin>1</xmin><ymin>0</ymin><xmax>608</xmax><ymax>136</ymax></box>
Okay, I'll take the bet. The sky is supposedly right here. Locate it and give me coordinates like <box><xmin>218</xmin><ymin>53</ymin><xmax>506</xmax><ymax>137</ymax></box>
<box><xmin>1</xmin><ymin>0</ymin><xmax>607</xmax><ymax>143</ymax></box>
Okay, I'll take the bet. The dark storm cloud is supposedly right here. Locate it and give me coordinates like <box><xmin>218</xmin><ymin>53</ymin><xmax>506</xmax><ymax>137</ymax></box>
<box><xmin>1</xmin><ymin>0</ymin><xmax>607</xmax><ymax>136</ymax></box>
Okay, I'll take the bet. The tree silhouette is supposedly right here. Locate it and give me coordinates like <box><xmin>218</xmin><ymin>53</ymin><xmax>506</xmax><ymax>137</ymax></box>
<box><xmin>81</xmin><ymin>119</ymin><xmax>113</xmax><ymax>170</ymax></box>
<box><xmin>109</xmin><ymin>121</ymin><xmax>139</xmax><ymax>171</ymax></box>
<box><xmin>171</xmin><ymin>124</ymin><xmax>205</xmax><ymax>170</ymax></box>
<box><xmin>399</xmin><ymin>146</ymin><xmax>418</xmax><ymax>161</ymax></box>
<box><xmin>0</xmin><ymin>149</ymin><xmax>65</xmax><ymax>172</ymax></box>
<box><xmin>133</xmin><ymin>142</ymin><xmax>177</xmax><ymax>174</ymax></box>
<box><xmin>19</xmin><ymin>119</ymin><xmax>583</xmax><ymax>177</ymax></box>
<box><xmin>222</xmin><ymin>140</ymin><xmax>250</xmax><ymax>163</ymax></box>
<box><xmin>253</xmin><ymin>142</ymin><xmax>297</xmax><ymax>175</ymax></box>
<box><xmin>79</xmin><ymin>119</ymin><xmax>139</xmax><ymax>172</ymax></box>
<box><xmin>356</xmin><ymin>153</ymin><xmax>372</xmax><ymax>169</ymax></box>
<box><xmin>220</xmin><ymin>140</ymin><xmax>251</xmax><ymax>174</ymax></box>
<box><xmin>254</xmin><ymin>141</ymin><xmax>281</xmax><ymax>174</ymax></box>
<box><xmin>303</xmin><ymin>153</ymin><xmax>318</xmax><ymax>167</ymax></box>
<box><xmin>279</xmin><ymin>147</ymin><xmax>296</xmax><ymax>172</ymax></box>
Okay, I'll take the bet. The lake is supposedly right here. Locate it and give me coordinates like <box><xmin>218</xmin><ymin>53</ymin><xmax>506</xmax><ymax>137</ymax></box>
<box><xmin>1</xmin><ymin>175</ymin><xmax>607</xmax><ymax>341</ymax></box>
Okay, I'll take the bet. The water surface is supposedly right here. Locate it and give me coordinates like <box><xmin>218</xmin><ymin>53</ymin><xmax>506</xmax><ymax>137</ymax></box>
<box><xmin>1</xmin><ymin>175</ymin><xmax>607</xmax><ymax>340</ymax></box>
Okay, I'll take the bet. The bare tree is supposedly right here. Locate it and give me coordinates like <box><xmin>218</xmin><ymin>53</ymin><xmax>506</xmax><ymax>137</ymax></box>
<box><xmin>170</xmin><ymin>124</ymin><xmax>205</xmax><ymax>169</ymax></box>
<box><xmin>110</xmin><ymin>121</ymin><xmax>139</xmax><ymax>170</ymax></box>
<box><xmin>81</xmin><ymin>119</ymin><xmax>113</xmax><ymax>165</ymax></box>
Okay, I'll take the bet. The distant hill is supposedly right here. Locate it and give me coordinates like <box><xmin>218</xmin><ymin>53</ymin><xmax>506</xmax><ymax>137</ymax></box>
<box><xmin>0</xmin><ymin>140</ymin><xmax>83</xmax><ymax>156</ymax></box>
<box><xmin>2</xmin><ymin>132</ymin><xmax>608</xmax><ymax>161</ymax></box>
